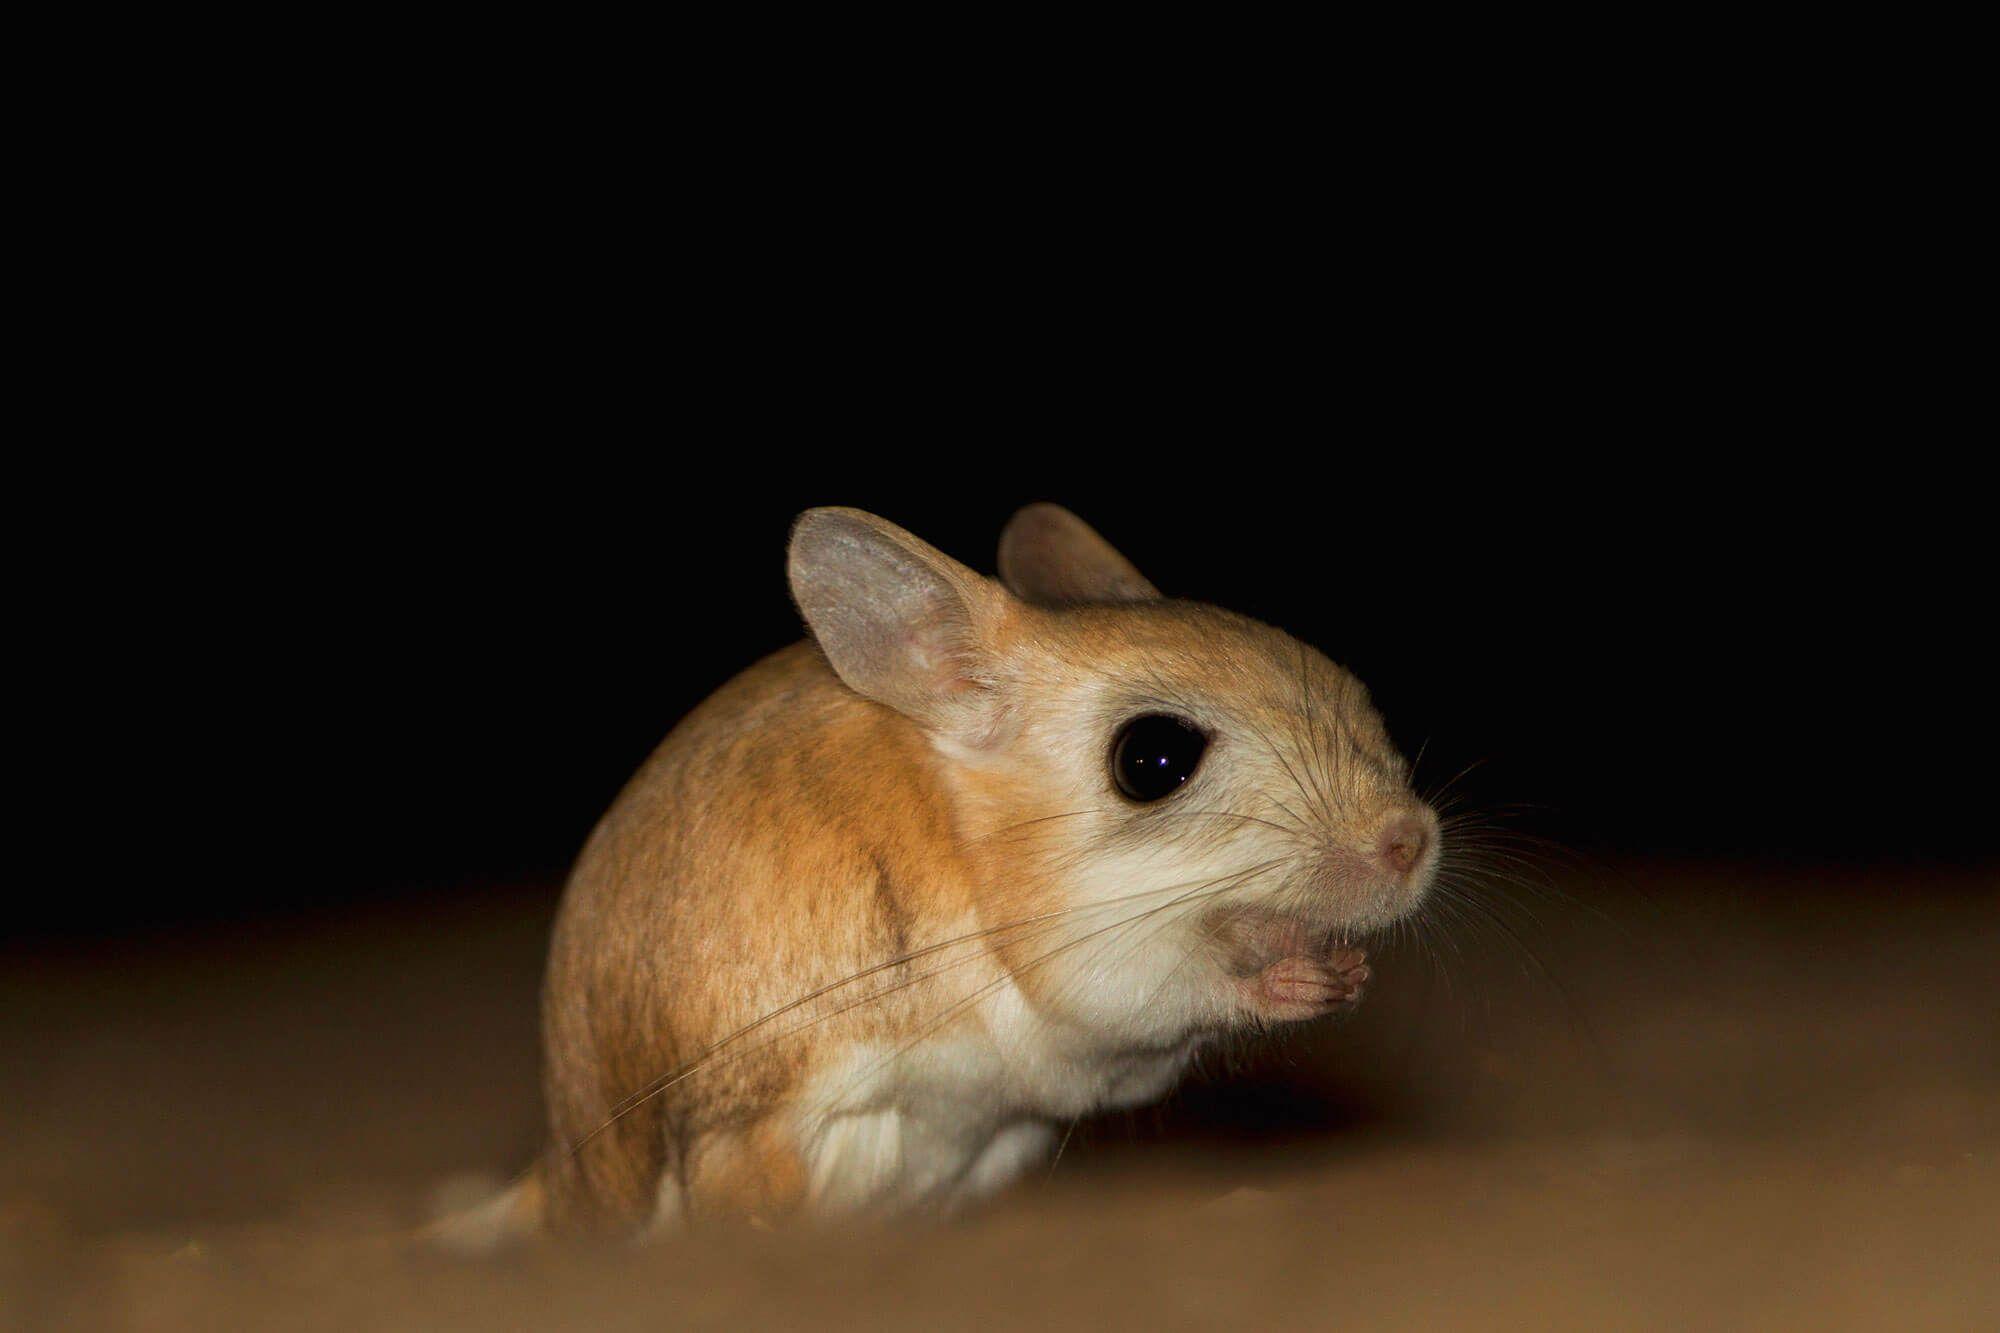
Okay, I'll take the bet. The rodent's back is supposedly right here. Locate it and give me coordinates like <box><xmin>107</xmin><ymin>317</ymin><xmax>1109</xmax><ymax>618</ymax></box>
<box><xmin>539</xmin><ymin>641</ymin><xmax>973</xmax><ymax>1230</ymax></box>
<box><xmin>526</xmin><ymin>503</ymin><xmax>1442</xmax><ymax>1236</ymax></box>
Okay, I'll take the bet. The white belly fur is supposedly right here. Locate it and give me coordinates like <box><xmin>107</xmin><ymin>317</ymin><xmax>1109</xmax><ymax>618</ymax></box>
<box><xmin>787</xmin><ymin>963</ymin><xmax>1208</xmax><ymax>1215</ymax></box>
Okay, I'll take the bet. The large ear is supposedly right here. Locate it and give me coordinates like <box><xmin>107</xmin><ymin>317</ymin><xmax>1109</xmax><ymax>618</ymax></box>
<box><xmin>788</xmin><ymin>507</ymin><xmax>1009</xmax><ymax>743</ymax></box>
<box><xmin>997</xmin><ymin>503</ymin><xmax>1160</xmax><ymax>606</ymax></box>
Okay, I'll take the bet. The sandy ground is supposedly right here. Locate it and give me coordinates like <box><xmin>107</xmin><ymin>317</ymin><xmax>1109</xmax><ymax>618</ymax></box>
<box><xmin>3</xmin><ymin>862</ymin><xmax>1995</xmax><ymax>1331</ymax></box>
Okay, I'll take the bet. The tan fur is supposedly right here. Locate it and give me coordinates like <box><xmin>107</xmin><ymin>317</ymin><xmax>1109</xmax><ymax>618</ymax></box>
<box><xmin>519</xmin><ymin>506</ymin><xmax>1439</xmax><ymax>1238</ymax></box>
<box><xmin>539</xmin><ymin>642</ymin><xmax>979</xmax><ymax>1232</ymax></box>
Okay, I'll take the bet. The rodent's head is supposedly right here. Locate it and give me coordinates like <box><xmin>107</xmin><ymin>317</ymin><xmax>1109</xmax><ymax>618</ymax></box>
<box><xmin>788</xmin><ymin>505</ymin><xmax>1438</xmax><ymax>950</ymax></box>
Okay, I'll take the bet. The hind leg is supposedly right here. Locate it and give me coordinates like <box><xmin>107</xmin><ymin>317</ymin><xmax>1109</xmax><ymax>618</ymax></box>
<box><xmin>948</xmin><ymin>1120</ymin><xmax>1056</xmax><ymax>1210</ymax></box>
<box><xmin>681</xmin><ymin>1116</ymin><xmax>810</xmax><ymax>1227</ymax></box>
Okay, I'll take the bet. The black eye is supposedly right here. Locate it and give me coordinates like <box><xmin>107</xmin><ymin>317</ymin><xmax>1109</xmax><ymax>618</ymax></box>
<box><xmin>1111</xmin><ymin>714</ymin><xmax>1208</xmax><ymax>802</ymax></box>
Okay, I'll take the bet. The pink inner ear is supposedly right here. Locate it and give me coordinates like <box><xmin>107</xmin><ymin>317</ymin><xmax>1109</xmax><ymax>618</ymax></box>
<box><xmin>898</xmin><ymin>623</ymin><xmax>991</xmax><ymax>708</ymax></box>
<box><xmin>901</xmin><ymin>627</ymin><xmax>964</xmax><ymax>694</ymax></box>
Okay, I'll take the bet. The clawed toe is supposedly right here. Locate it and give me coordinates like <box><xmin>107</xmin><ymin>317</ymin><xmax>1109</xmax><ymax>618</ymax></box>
<box><xmin>1244</xmin><ymin>950</ymin><xmax>1370</xmax><ymax>1022</ymax></box>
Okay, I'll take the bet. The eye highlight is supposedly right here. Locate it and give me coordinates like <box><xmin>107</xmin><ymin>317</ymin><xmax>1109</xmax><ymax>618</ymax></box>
<box><xmin>1111</xmin><ymin>714</ymin><xmax>1208</xmax><ymax>802</ymax></box>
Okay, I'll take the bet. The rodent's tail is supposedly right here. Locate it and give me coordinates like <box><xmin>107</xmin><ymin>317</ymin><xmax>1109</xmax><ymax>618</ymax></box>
<box><xmin>419</xmin><ymin>1162</ymin><xmax>546</xmax><ymax>1254</ymax></box>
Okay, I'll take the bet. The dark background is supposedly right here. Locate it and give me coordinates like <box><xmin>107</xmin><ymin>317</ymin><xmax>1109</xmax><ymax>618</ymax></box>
<box><xmin>54</xmin><ymin>171</ymin><xmax>1991</xmax><ymax>938</ymax></box>
<box><xmin>147</xmin><ymin>412</ymin><xmax>1988</xmax><ymax>938</ymax></box>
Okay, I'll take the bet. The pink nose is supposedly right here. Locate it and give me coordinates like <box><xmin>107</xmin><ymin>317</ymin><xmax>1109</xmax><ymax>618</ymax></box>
<box><xmin>1377</xmin><ymin>813</ymin><xmax>1432</xmax><ymax>877</ymax></box>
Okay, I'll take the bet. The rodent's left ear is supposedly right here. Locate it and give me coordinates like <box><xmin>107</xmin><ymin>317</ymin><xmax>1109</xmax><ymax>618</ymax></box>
<box><xmin>998</xmin><ymin>503</ymin><xmax>1160</xmax><ymax>606</ymax></box>
<box><xmin>788</xmin><ymin>508</ymin><xmax>1011</xmax><ymax>747</ymax></box>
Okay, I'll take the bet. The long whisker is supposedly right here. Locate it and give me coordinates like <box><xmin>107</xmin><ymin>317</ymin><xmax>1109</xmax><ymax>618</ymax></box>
<box><xmin>798</xmin><ymin>859</ymin><xmax>1292</xmax><ymax>1131</ymax></box>
<box><xmin>1238</xmin><ymin>709</ymin><xmax>1333</xmax><ymax>834</ymax></box>
<box><xmin>1296</xmin><ymin>642</ymin><xmax>1343</xmax><ymax>823</ymax></box>
<box><xmin>567</xmin><ymin>879</ymin><xmax>1222</xmax><ymax>1154</ymax></box>
<box><xmin>975</xmin><ymin>806</ymin><xmax>1308</xmax><ymax>848</ymax></box>
<box><xmin>1057</xmin><ymin>856</ymin><xmax>1297</xmax><ymax>1020</ymax></box>
<box><xmin>570</xmin><ymin>861</ymin><xmax>1288</xmax><ymax>1156</ymax></box>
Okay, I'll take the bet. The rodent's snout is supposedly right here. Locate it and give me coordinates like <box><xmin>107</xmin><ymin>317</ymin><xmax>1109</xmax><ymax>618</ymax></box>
<box><xmin>1297</xmin><ymin>802</ymin><xmax>1440</xmax><ymax>936</ymax></box>
<box><xmin>1375</xmin><ymin>808</ymin><xmax>1439</xmax><ymax>882</ymax></box>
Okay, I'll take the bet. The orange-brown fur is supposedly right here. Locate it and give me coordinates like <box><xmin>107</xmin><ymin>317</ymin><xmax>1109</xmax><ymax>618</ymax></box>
<box><xmin>540</xmin><ymin>641</ymin><xmax>981</xmax><ymax>1232</ymax></box>
<box><xmin>509</xmin><ymin>505</ymin><xmax>1439</xmax><ymax>1239</ymax></box>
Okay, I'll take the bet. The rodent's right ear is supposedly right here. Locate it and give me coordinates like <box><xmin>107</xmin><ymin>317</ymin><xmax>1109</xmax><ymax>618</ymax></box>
<box><xmin>997</xmin><ymin>503</ymin><xmax>1160</xmax><ymax>606</ymax></box>
<box><xmin>788</xmin><ymin>508</ymin><xmax>1009</xmax><ymax>746</ymax></box>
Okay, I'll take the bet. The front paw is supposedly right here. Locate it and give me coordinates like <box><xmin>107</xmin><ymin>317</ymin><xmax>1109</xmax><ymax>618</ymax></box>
<box><xmin>1242</xmin><ymin>947</ymin><xmax>1370</xmax><ymax>1023</ymax></box>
